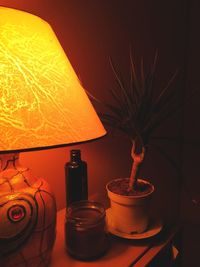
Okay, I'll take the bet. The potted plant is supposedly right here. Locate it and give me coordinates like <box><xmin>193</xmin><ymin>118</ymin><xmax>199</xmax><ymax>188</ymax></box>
<box><xmin>87</xmin><ymin>51</ymin><xmax>180</xmax><ymax>235</ymax></box>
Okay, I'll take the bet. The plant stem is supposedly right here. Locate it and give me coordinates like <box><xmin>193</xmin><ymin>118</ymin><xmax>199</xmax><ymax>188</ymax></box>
<box><xmin>128</xmin><ymin>142</ymin><xmax>145</xmax><ymax>191</ymax></box>
<box><xmin>129</xmin><ymin>160</ymin><xmax>139</xmax><ymax>190</ymax></box>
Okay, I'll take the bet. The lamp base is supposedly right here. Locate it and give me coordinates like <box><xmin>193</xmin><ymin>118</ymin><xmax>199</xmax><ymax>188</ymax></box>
<box><xmin>0</xmin><ymin>153</ymin><xmax>56</xmax><ymax>267</ymax></box>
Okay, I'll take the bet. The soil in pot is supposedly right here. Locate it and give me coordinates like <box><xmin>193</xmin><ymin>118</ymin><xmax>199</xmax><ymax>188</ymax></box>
<box><xmin>107</xmin><ymin>179</ymin><xmax>153</xmax><ymax>196</ymax></box>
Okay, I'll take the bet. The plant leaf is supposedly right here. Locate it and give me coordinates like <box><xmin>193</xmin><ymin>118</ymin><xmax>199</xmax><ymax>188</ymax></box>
<box><xmin>129</xmin><ymin>48</ymin><xmax>141</xmax><ymax>100</ymax></box>
<box><xmin>109</xmin><ymin>57</ymin><xmax>133</xmax><ymax>117</ymax></box>
<box><xmin>153</xmin><ymin>69</ymin><xmax>179</xmax><ymax>111</ymax></box>
<box><xmin>85</xmin><ymin>90</ymin><xmax>103</xmax><ymax>104</ymax></box>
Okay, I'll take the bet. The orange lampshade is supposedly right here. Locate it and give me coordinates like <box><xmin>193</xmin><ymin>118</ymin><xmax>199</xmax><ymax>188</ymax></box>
<box><xmin>0</xmin><ymin>7</ymin><xmax>106</xmax><ymax>153</ymax></box>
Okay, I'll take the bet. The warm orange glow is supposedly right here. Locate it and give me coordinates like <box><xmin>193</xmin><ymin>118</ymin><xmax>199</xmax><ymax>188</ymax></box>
<box><xmin>0</xmin><ymin>7</ymin><xmax>106</xmax><ymax>152</ymax></box>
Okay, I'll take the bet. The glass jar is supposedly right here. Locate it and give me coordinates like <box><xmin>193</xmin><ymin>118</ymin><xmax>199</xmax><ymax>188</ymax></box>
<box><xmin>65</xmin><ymin>200</ymin><xmax>108</xmax><ymax>260</ymax></box>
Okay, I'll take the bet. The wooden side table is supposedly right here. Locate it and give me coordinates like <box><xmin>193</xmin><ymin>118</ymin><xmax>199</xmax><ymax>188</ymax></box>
<box><xmin>50</xmin><ymin>209</ymin><xmax>180</xmax><ymax>267</ymax></box>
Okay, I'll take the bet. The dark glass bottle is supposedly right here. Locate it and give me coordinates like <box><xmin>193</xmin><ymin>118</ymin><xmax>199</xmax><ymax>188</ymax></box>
<box><xmin>65</xmin><ymin>150</ymin><xmax>88</xmax><ymax>207</ymax></box>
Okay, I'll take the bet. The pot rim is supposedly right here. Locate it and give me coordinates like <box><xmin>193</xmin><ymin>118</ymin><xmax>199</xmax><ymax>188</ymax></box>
<box><xmin>106</xmin><ymin>178</ymin><xmax>154</xmax><ymax>199</ymax></box>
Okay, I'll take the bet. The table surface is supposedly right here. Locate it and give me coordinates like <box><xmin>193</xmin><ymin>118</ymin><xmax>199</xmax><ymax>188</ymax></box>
<box><xmin>50</xmin><ymin>208</ymin><xmax>178</xmax><ymax>267</ymax></box>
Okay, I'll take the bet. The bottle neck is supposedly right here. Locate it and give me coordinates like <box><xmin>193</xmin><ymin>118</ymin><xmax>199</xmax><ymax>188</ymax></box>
<box><xmin>70</xmin><ymin>150</ymin><xmax>81</xmax><ymax>162</ymax></box>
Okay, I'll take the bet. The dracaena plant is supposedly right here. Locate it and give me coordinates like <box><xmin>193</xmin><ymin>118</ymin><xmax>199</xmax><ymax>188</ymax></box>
<box><xmin>87</xmin><ymin>52</ymin><xmax>180</xmax><ymax>192</ymax></box>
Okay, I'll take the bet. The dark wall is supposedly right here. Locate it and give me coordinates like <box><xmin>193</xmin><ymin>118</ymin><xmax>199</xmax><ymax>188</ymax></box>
<box><xmin>0</xmin><ymin>1</ymin><xmax>199</xmax><ymax>266</ymax></box>
<box><xmin>180</xmin><ymin>1</ymin><xmax>200</xmax><ymax>266</ymax></box>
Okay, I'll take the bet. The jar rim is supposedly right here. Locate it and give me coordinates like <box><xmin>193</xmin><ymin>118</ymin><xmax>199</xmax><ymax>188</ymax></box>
<box><xmin>66</xmin><ymin>200</ymin><xmax>105</xmax><ymax>227</ymax></box>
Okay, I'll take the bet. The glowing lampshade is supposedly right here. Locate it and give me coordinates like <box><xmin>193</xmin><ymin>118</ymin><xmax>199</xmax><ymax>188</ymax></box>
<box><xmin>0</xmin><ymin>7</ymin><xmax>106</xmax><ymax>267</ymax></box>
<box><xmin>0</xmin><ymin>7</ymin><xmax>106</xmax><ymax>153</ymax></box>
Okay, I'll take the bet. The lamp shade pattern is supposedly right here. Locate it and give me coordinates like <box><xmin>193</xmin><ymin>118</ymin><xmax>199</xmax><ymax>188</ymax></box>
<box><xmin>0</xmin><ymin>7</ymin><xmax>106</xmax><ymax>153</ymax></box>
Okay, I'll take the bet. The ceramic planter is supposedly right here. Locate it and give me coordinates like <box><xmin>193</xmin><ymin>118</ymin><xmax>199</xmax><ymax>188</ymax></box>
<box><xmin>106</xmin><ymin>178</ymin><xmax>154</xmax><ymax>234</ymax></box>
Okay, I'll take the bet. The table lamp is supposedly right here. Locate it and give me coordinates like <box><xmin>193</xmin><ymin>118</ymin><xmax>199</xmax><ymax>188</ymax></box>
<box><xmin>0</xmin><ymin>7</ymin><xmax>106</xmax><ymax>267</ymax></box>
